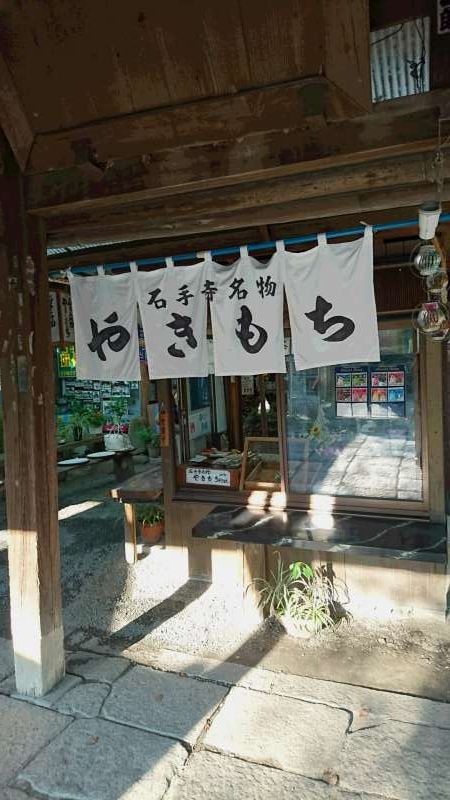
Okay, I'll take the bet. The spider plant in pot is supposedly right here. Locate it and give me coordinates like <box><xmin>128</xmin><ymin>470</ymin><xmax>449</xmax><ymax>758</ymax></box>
<box><xmin>137</xmin><ymin>504</ymin><xmax>164</xmax><ymax>544</ymax></box>
<box><xmin>254</xmin><ymin>556</ymin><xmax>342</xmax><ymax>638</ymax></box>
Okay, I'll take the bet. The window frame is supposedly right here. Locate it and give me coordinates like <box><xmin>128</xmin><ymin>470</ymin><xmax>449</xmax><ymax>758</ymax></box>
<box><xmin>171</xmin><ymin>317</ymin><xmax>443</xmax><ymax>520</ymax></box>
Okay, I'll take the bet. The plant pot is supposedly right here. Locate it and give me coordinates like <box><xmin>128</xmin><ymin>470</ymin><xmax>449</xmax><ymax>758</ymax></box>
<box><xmin>89</xmin><ymin>424</ymin><xmax>104</xmax><ymax>435</ymax></box>
<box><xmin>140</xmin><ymin>520</ymin><xmax>164</xmax><ymax>544</ymax></box>
<box><xmin>147</xmin><ymin>445</ymin><xmax>161</xmax><ymax>459</ymax></box>
<box><xmin>72</xmin><ymin>425</ymin><xmax>83</xmax><ymax>442</ymax></box>
<box><xmin>278</xmin><ymin>614</ymin><xmax>316</xmax><ymax>639</ymax></box>
<box><xmin>104</xmin><ymin>433</ymin><xmax>131</xmax><ymax>451</ymax></box>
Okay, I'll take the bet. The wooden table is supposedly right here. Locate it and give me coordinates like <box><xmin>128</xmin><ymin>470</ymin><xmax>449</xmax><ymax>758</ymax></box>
<box><xmin>110</xmin><ymin>464</ymin><xmax>163</xmax><ymax>564</ymax></box>
<box><xmin>88</xmin><ymin>448</ymin><xmax>136</xmax><ymax>482</ymax></box>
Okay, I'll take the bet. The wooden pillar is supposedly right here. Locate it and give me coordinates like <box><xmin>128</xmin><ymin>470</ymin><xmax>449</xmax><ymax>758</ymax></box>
<box><xmin>0</xmin><ymin>146</ymin><xmax>65</xmax><ymax>696</ymax></box>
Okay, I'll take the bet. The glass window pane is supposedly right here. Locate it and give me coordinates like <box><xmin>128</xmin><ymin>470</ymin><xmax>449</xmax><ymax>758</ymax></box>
<box><xmin>285</xmin><ymin>328</ymin><xmax>423</xmax><ymax>502</ymax></box>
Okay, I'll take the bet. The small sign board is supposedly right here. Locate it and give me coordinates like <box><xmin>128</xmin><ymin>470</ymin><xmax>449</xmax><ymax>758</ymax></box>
<box><xmin>185</xmin><ymin>467</ymin><xmax>231</xmax><ymax>487</ymax></box>
<box><xmin>437</xmin><ymin>0</ymin><xmax>450</xmax><ymax>34</ymax></box>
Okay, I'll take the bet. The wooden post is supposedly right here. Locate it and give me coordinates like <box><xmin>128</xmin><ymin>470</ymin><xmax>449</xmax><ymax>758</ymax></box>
<box><xmin>123</xmin><ymin>503</ymin><xmax>137</xmax><ymax>565</ymax></box>
<box><xmin>0</xmin><ymin>145</ymin><xmax>65</xmax><ymax>696</ymax></box>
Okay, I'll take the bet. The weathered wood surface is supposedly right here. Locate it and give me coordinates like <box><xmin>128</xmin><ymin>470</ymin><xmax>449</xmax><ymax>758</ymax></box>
<box><xmin>0</xmin><ymin>53</ymin><xmax>33</xmax><ymax>172</ymax></box>
<box><xmin>0</xmin><ymin>0</ymin><xmax>370</xmax><ymax>137</ymax></box>
<box><xmin>27</xmin><ymin>89</ymin><xmax>450</xmax><ymax>217</ymax></box>
<box><xmin>110</xmin><ymin>464</ymin><xmax>162</xmax><ymax>503</ymax></box>
<box><xmin>0</xmin><ymin>153</ymin><xmax>64</xmax><ymax>696</ymax></box>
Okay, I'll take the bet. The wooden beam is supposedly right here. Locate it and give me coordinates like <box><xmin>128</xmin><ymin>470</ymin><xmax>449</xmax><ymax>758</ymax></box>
<box><xmin>0</xmin><ymin>54</ymin><xmax>34</xmax><ymax>172</ymax></box>
<box><xmin>26</xmin><ymin>88</ymin><xmax>450</xmax><ymax>217</ymax></box>
<box><xmin>43</xmin><ymin>150</ymin><xmax>450</xmax><ymax>239</ymax></box>
<box><xmin>0</xmin><ymin>154</ymin><xmax>64</xmax><ymax>696</ymax></box>
<box><xmin>46</xmin><ymin>180</ymin><xmax>450</xmax><ymax>248</ymax></box>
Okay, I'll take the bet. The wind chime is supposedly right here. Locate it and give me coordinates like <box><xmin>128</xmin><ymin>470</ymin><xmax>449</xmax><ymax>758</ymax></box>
<box><xmin>411</xmin><ymin>204</ymin><xmax>449</xmax><ymax>342</ymax></box>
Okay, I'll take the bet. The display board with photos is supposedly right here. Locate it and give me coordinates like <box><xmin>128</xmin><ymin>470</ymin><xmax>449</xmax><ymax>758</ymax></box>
<box><xmin>335</xmin><ymin>365</ymin><xmax>406</xmax><ymax>419</ymax></box>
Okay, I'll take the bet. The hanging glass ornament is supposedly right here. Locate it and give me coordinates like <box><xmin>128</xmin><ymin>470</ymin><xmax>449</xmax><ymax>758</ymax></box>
<box><xmin>410</xmin><ymin>242</ymin><xmax>442</xmax><ymax>277</ymax></box>
<box><xmin>426</xmin><ymin>270</ymin><xmax>448</xmax><ymax>297</ymax></box>
<box><xmin>412</xmin><ymin>301</ymin><xmax>448</xmax><ymax>335</ymax></box>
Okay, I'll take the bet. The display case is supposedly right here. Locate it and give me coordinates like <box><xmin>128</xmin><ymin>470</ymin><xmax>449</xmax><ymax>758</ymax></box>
<box><xmin>239</xmin><ymin>437</ymin><xmax>281</xmax><ymax>491</ymax></box>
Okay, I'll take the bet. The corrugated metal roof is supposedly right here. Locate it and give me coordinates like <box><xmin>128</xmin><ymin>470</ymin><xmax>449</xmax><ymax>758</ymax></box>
<box><xmin>47</xmin><ymin>240</ymin><xmax>129</xmax><ymax>257</ymax></box>
<box><xmin>370</xmin><ymin>17</ymin><xmax>429</xmax><ymax>103</ymax></box>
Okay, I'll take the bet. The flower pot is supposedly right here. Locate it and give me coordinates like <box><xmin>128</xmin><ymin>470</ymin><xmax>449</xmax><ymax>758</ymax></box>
<box><xmin>147</xmin><ymin>445</ymin><xmax>161</xmax><ymax>459</ymax></box>
<box><xmin>278</xmin><ymin>614</ymin><xmax>315</xmax><ymax>639</ymax></box>
<box><xmin>104</xmin><ymin>433</ymin><xmax>131</xmax><ymax>451</ymax></box>
<box><xmin>140</xmin><ymin>520</ymin><xmax>164</xmax><ymax>544</ymax></box>
<box><xmin>89</xmin><ymin>424</ymin><xmax>104</xmax><ymax>435</ymax></box>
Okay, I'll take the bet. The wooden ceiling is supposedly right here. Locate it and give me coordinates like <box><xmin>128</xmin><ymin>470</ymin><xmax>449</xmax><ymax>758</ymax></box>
<box><xmin>0</xmin><ymin>0</ymin><xmax>449</xmax><ymax>260</ymax></box>
<box><xmin>0</xmin><ymin>0</ymin><xmax>370</xmax><ymax>135</ymax></box>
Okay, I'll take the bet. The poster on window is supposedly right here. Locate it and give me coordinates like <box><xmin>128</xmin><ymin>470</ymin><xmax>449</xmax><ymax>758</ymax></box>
<box><xmin>207</xmin><ymin>245</ymin><xmax>286</xmax><ymax>376</ymax></box>
<box><xmin>284</xmin><ymin>227</ymin><xmax>380</xmax><ymax>371</ymax></box>
<box><xmin>133</xmin><ymin>259</ymin><xmax>209</xmax><ymax>379</ymax></box>
<box><xmin>371</xmin><ymin>366</ymin><xmax>406</xmax><ymax>418</ymax></box>
<box><xmin>68</xmin><ymin>269</ymin><xmax>140</xmax><ymax>381</ymax></box>
<box><xmin>335</xmin><ymin>367</ymin><xmax>369</xmax><ymax>418</ymax></box>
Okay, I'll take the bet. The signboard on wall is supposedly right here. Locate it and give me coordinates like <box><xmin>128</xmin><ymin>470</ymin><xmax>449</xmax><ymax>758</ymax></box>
<box><xmin>49</xmin><ymin>291</ymin><xmax>60</xmax><ymax>343</ymax></box>
<box><xmin>335</xmin><ymin>365</ymin><xmax>405</xmax><ymax>419</ymax></box>
<box><xmin>59</xmin><ymin>291</ymin><xmax>75</xmax><ymax>343</ymax></box>
<box><xmin>437</xmin><ymin>0</ymin><xmax>450</xmax><ymax>34</ymax></box>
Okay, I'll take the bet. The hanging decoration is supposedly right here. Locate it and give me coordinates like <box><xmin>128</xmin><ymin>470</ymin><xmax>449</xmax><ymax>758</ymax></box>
<box><xmin>283</xmin><ymin>227</ymin><xmax>380</xmax><ymax>370</ymax></box>
<box><xmin>412</xmin><ymin>236</ymin><xmax>449</xmax><ymax>341</ymax></box>
<box><xmin>207</xmin><ymin>245</ymin><xmax>286</xmax><ymax>376</ymax></box>
<box><xmin>133</xmin><ymin>258</ymin><xmax>209</xmax><ymax>379</ymax></box>
<box><xmin>68</xmin><ymin>268</ymin><xmax>140</xmax><ymax>380</ymax></box>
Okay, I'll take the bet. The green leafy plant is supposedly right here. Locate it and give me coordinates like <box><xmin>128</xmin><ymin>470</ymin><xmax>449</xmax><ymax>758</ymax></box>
<box><xmin>137</xmin><ymin>504</ymin><xmax>164</xmax><ymax>526</ymax></box>
<box><xmin>108</xmin><ymin>399</ymin><xmax>127</xmax><ymax>429</ymax></box>
<box><xmin>254</xmin><ymin>556</ymin><xmax>345</xmax><ymax>634</ymax></box>
<box><xmin>134</xmin><ymin>424</ymin><xmax>160</xmax><ymax>448</ymax></box>
<box><xmin>84</xmin><ymin>406</ymin><xmax>106</xmax><ymax>428</ymax></box>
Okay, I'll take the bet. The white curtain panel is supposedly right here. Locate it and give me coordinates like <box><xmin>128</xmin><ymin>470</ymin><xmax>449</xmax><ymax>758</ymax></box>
<box><xmin>208</xmin><ymin>245</ymin><xmax>286</xmax><ymax>376</ymax></box>
<box><xmin>133</xmin><ymin>258</ymin><xmax>209</xmax><ymax>379</ymax></box>
<box><xmin>283</xmin><ymin>227</ymin><xmax>380</xmax><ymax>370</ymax></box>
<box><xmin>68</xmin><ymin>268</ymin><xmax>140</xmax><ymax>380</ymax></box>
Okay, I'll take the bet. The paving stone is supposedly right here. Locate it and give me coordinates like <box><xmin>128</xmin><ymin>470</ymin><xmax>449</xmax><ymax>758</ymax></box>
<box><xmin>270</xmin><ymin>673</ymin><xmax>450</xmax><ymax>731</ymax></box>
<box><xmin>54</xmin><ymin>681</ymin><xmax>110</xmax><ymax>717</ymax></box>
<box><xmin>103</xmin><ymin>665</ymin><xmax>228</xmax><ymax>745</ymax></box>
<box><xmin>166</xmin><ymin>751</ymin><xmax>357</xmax><ymax>800</ymax></box>
<box><xmin>339</xmin><ymin>720</ymin><xmax>450</xmax><ymax>799</ymax></box>
<box><xmin>0</xmin><ymin>695</ymin><xmax>69</xmax><ymax>789</ymax></box>
<box><xmin>147</xmin><ymin>648</ymin><xmax>274</xmax><ymax>692</ymax></box>
<box><xmin>204</xmin><ymin>686</ymin><xmax>349</xmax><ymax>779</ymax></box>
<box><xmin>0</xmin><ymin>636</ymin><xmax>14</xmax><ymax>681</ymax></box>
<box><xmin>67</xmin><ymin>650</ymin><xmax>130</xmax><ymax>683</ymax></box>
<box><xmin>13</xmin><ymin>674</ymin><xmax>82</xmax><ymax>708</ymax></box>
<box><xmin>17</xmin><ymin>717</ymin><xmax>187</xmax><ymax>800</ymax></box>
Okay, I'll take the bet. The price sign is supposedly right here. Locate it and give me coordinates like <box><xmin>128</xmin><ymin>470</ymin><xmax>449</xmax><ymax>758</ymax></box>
<box><xmin>185</xmin><ymin>467</ymin><xmax>231</xmax><ymax>487</ymax></box>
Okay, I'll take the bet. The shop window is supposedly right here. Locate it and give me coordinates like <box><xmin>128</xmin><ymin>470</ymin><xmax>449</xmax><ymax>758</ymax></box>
<box><xmin>174</xmin><ymin>370</ymin><xmax>280</xmax><ymax>491</ymax></box>
<box><xmin>284</xmin><ymin>328</ymin><xmax>423</xmax><ymax>502</ymax></box>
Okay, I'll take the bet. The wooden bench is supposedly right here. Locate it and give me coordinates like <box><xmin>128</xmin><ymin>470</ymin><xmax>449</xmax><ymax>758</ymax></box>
<box><xmin>110</xmin><ymin>464</ymin><xmax>163</xmax><ymax>564</ymax></box>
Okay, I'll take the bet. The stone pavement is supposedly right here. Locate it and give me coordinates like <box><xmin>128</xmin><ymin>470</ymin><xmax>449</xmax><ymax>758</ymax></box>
<box><xmin>0</xmin><ymin>644</ymin><xmax>449</xmax><ymax>799</ymax></box>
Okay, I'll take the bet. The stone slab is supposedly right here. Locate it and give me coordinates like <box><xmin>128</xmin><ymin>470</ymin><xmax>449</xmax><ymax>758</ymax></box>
<box><xmin>144</xmin><ymin>648</ymin><xmax>274</xmax><ymax>693</ymax></box>
<box><xmin>204</xmin><ymin>686</ymin><xmax>349</xmax><ymax>779</ymax></box>
<box><xmin>17</xmin><ymin>717</ymin><xmax>187</xmax><ymax>800</ymax></box>
<box><xmin>270</xmin><ymin>673</ymin><xmax>450</xmax><ymax>732</ymax></box>
<box><xmin>54</xmin><ymin>681</ymin><xmax>110</xmax><ymax>717</ymax></box>
<box><xmin>0</xmin><ymin>695</ymin><xmax>69</xmax><ymax>788</ymax></box>
<box><xmin>0</xmin><ymin>636</ymin><xmax>14</xmax><ymax>681</ymax></box>
<box><xmin>339</xmin><ymin>720</ymin><xmax>450</xmax><ymax>799</ymax></box>
<box><xmin>67</xmin><ymin>651</ymin><xmax>129</xmax><ymax>684</ymax></box>
<box><xmin>13</xmin><ymin>674</ymin><xmax>82</xmax><ymax>708</ymax></box>
<box><xmin>166</xmin><ymin>751</ymin><xmax>359</xmax><ymax>800</ymax></box>
<box><xmin>103</xmin><ymin>665</ymin><xmax>228</xmax><ymax>745</ymax></box>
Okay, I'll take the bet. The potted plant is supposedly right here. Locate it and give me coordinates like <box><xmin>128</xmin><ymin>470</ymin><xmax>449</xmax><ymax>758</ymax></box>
<box><xmin>104</xmin><ymin>399</ymin><xmax>130</xmax><ymax>451</ymax></box>
<box><xmin>137</xmin><ymin>504</ymin><xmax>164</xmax><ymax>544</ymax></box>
<box><xmin>84</xmin><ymin>407</ymin><xmax>106</xmax><ymax>435</ymax></box>
<box><xmin>253</xmin><ymin>556</ymin><xmax>345</xmax><ymax>638</ymax></box>
<box><xmin>68</xmin><ymin>401</ymin><xmax>88</xmax><ymax>442</ymax></box>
